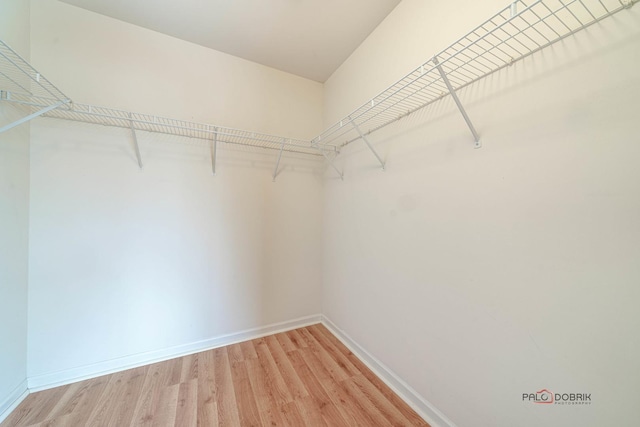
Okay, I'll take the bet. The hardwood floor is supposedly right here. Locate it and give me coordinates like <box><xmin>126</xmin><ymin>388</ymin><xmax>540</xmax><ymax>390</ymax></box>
<box><xmin>1</xmin><ymin>324</ymin><xmax>429</xmax><ymax>426</ymax></box>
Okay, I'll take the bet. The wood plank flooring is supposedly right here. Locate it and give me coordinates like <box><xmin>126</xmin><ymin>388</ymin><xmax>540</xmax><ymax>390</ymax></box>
<box><xmin>1</xmin><ymin>324</ymin><xmax>429</xmax><ymax>426</ymax></box>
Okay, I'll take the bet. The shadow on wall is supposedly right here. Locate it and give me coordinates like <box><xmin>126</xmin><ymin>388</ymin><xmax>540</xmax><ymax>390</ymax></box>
<box><xmin>22</xmin><ymin>116</ymin><xmax>324</xmax><ymax>178</ymax></box>
<box><xmin>329</xmin><ymin>18</ymin><xmax>640</xmax><ymax>177</ymax></box>
<box><xmin>24</xmin><ymin>114</ymin><xmax>324</xmax><ymax>380</ymax></box>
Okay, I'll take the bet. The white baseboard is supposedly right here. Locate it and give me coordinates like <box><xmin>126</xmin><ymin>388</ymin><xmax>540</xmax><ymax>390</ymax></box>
<box><xmin>321</xmin><ymin>315</ymin><xmax>456</xmax><ymax>427</ymax></box>
<box><xmin>24</xmin><ymin>313</ymin><xmax>453</xmax><ymax>427</ymax></box>
<box><xmin>28</xmin><ymin>314</ymin><xmax>322</xmax><ymax>392</ymax></box>
<box><xmin>0</xmin><ymin>379</ymin><xmax>29</xmax><ymax>424</ymax></box>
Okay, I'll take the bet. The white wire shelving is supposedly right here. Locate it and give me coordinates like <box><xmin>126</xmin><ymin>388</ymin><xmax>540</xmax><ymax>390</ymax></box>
<box><xmin>312</xmin><ymin>0</ymin><xmax>636</xmax><ymax>176</ymax></box>
<box><xmin>0</xmin><ymin>39</ymin><xmax>330</xmax><ymax>180</ymax></box>
<box><xmin>0</xmin><ymin>40</ymin><xmax>68</xmax><ymax>104</ymax></box>
<box><xmin>0</xmin><ymin>0</ymin><xmax>636</xmax><ymax>180</ymax></box>
<box><xmin>2</xmin><ymin>92</ymin><xmax>322</xmax><ymax>155</ymax></box>
<box><xmin>0</xmin><ymin>40</ymin><xmax>72</xmax><ymax>132</ymax></box>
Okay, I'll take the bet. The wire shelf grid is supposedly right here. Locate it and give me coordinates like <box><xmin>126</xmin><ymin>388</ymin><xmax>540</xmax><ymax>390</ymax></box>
<box><xmin>2</xmin><ymin>93</ymin><xmax>323</xmax><ymax>156</ymax></box>
<box><xmin>313</xmin><ymin>0</ymin><xmax>631</xmax><ymax>149</ymax></box>
<box><xmin>0</xmin><ymin>41</ymin><xmax>325</xmax><ymax>156</ymax></box>
<box><xmin>0</xmin><ymin>0</ymin><xmax>634</xmax><ymax>161</ymax></box>
<box><xmin>0</xmin><ymin>39</ymin><xmax>69</xmax><ymax>105</ymax></box>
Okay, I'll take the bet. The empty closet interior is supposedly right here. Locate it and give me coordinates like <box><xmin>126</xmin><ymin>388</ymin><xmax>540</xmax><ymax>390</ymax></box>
<box><xmin>1</xmin><ymin>0</ymin><xmax>639</xmax><ymax>426</ymax></box>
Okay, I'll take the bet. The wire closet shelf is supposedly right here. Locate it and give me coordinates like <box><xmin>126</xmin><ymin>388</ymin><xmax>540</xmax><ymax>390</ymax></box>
<box><xmin>0</xmin><ymin>40</ymin><xmax>69</xmax><ymax>105</ymax></box>
<box><xmin>0</xmin><ymin>40</ymin><xmax>325</xmax><ymax>158</ymax></box>
<box><xmin>0</xmin><ymin>0</ymin><xmax>635</xmax><ymax>171</ymax></box>
<box><xmin>311</xmin><ymin>0</ymin><xmax>634</xmax><ymax>151</ymax></box>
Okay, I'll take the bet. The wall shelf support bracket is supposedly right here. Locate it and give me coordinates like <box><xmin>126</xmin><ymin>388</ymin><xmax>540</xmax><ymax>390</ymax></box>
<box><xmin>0</xmin><ymin>99</ymin><xmax>68</xmax><ymax>134</ymax></box>
<box><xmin>128</xmin><ymin>113</ymin><xmax>143</xmax><ymax>169</ymax></box>
<box><xmin>273</xmin><ymin>138</ymin><xmax>286</xmax><ymax>182</ymax></box>
<box><xmin>433</xmin><ymin>56</ymin><xmax>481</xmax><ymax>148</ymax></box>
<box><xmin>350</xmin><ymin>118</ymin><xmax>385</xmax><ymax>169</ymax></box>
<box><xmin>211</xmin><ymin>127</ymin><xmax>218</xmax><ymax>175</ymax></box>
<box><xmin>318</xmin><ymin>147</ymin><xmax>344</xmax><ymax>180</ymax></box>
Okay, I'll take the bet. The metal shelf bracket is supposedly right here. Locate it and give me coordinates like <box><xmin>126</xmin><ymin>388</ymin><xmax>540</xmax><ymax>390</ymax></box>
<box><xmin>273</xmin><ymin>138</ymin><xmax>286</xmax><ymax>182</ymax></box>
<box><xmin>0</xmin><ymin>98</ymin><xmax>69</xmax><ymax>134</ymax></box>
<box><xmin>433</xmin><ymin>56</ymin><xmax>481</xmax><ymax>148</ymax></box>
<box><xmin>510</xmin><ymin>2</ymin><xmax>518</xmax><ymax>17</ymax></box>
<box><xmin>128</xmin><ymin>113</ymin><xmax>143</xmax><ymax>169</ymax></box>
<box><xmin>211</xmin><ymin>127</ymin><xmax>218</xmax><ymax>176</ymax></box>
<box><xmin>350</xmin><ymin>118</ymin><xmax>386</xmax><ymax>170</ymax></box>
<box><xmin>318</xmin><ymin>148</ymin><xmax>344</xmax><ymax>180</ymax></box>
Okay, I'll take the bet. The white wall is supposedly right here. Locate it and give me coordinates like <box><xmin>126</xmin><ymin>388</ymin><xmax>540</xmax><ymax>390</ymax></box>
<box><xmin>322</xmin><ymin>1</ymin><xmax>640</xmax><ymax>427</ymax></box>
<box><xmin>9</xmin><ymin>1</ymin><xmax>640</xmax><ymax>425</ymax></box>
<box><xmin>30</xmin><ymin>0</ymin><xmax>323</xmax><ymax>139</ymax></box>
<box><xmin>0</xmin><ymin>0</ymin><xmax>31</xmax><ymax>420</ymax></box>
<box><xmin>27</xmin><ymin>0</ymin><xmax>325</xmax><ymax>385</ymax></box>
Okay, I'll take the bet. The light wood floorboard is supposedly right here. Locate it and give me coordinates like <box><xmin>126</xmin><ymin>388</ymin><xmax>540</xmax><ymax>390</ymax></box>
<box><xmin>1</xmin><ymin>325</ymin><xmax>429</xmax><ymax>426</ymax></box>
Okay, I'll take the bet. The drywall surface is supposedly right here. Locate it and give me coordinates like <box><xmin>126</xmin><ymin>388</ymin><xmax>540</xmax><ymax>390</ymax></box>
<box><xmin>323</xmin><ymin>0</ymin><xmax>523</xmax><ymax>126</ymax></box>
<box><xmin>27</xmin><ymin>0</ymin><xmax>324</xmax><ymax>382</ymax></box>
<box><xmin>0</xmin><ymin>0</ymin><xmax>30</xmax><ymax>418</ymax></box>
<box><xmin>322</xmin><ymin>1</ymin><xmax>640</xmax><ymax>426</ymax></box>
<box><xmin>30</xmin><ymin>0</ymin><xmax>323</xmax><ymax>140</ymax></box>
<box><xmin>27</xmin><ymin>122</ymin><xmax>325</xmax><ymax>382</ymax></box>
